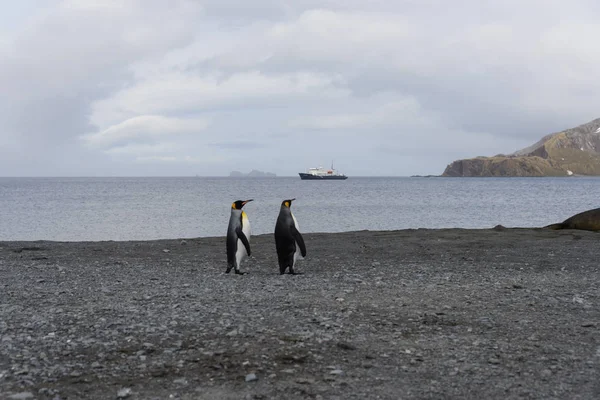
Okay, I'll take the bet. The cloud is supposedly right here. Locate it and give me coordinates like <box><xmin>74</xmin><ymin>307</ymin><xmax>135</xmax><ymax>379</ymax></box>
<box><xmin>209</xmin><ymin>141</ymin><xmax>266</xmax><ymax>150</ymax></box>
<box><xmin>104</xmin><ymin>143</ymin><xmax>179</xmax><ymax>156</ymax></box>
<box><xmin>83</xmin><ymin>115</ymin><xmax>210</xmax><ymax>149</ymax></box>
<box><xmin>135</xmin><ymin>155</ymin><xmax>229</xmax><ymax>165</ymax></box>
<box><xmin>2</xmin><ymin>0</ymin><xmax>600</xmax><ymax>176</ymax></box>
<box><xmin>135</xmin><ymin>155</ymin><xmax>179</xmax><ymax>163</ymax></box>
<box><xmin>89</xmin><ymin>71</ymin><xmax>349</xmax><ymax>129</ymax></box>
<box><xmin>289</xmin><ymin>98</ymin><xmax>422</xmax><ymax>130</ymax></box>
<box><xmin>0</xmin><ymin>0</ymin><xmax>202</xmax><ymax>149</ymax></box>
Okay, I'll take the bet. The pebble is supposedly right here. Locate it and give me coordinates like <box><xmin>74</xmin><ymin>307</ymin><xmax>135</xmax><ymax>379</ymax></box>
<box><xmin>337</xmin><ymin>341</ymin><xmax>356</xmax><ymax>350</ymax></box>
<box><xmin>117</xmin><ymin>388</ymin><xmax>132</xmax><ymax>398</ymax></box>
<box><xmin>8</xmin><ymin>393</ymin><xmax>34</xmax><ymax>400</ymax></box>
<box><xmin>541</xmin><ymin>369</ymin><xmax>552</xmax><ymax>378</ymax></box>
<box><xmin>296</xmin><ymin>377</ymin><xmax>316</xmax><ymax>384</ymax></box>
<box><xmin>330</xmin><ymin>369</ymin><xmax>344</xmax><ymax>375</ymax></box>
<box><xmin>245</xmin><ymin>373</ymin><xmax>258</xmax><ymax>382</ymax></box>
<box><xmin>478</xmin><ymin>316</ymin><xmax>494</xmax><ymax>328</ymax></box>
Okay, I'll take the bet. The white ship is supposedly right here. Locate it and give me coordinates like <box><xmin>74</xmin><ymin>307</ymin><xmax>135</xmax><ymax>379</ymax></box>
<box><xmin>298</xmin><ymin>163</ymin><xmax>348</xmax><ymax>180</ymax></box>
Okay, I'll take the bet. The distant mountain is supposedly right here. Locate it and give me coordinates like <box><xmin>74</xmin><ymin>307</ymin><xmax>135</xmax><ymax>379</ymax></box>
<box><xmin>229</xmin><ymin>169</ymin><xmax>276</xmax><ymax>177</ymax></box>
<box><xmin>443</xmin><ymin>117</ymin><xmax>600</xmax><ymax>177</ymax></box>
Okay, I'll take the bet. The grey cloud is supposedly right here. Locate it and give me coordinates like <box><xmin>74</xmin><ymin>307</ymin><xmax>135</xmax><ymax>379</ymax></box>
<box><xmin>209</xmin><ymin>141</ymin><xmax>266</xmax><ymax>150</ymax></box>
<box><xmin>1</xmin><ymin>1</ymin><xmax>599</xmax><ymax>176</ymax></box>
<box><xmin>0</xmin><ymin>1</ymin><xmax>201</xmax><ymax>145</ymax></box>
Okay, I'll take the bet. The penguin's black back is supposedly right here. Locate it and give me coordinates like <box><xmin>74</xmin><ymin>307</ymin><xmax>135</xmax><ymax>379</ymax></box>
<box><xmin>274</xmin><ymin>207</ymin><xmax>305</xmax><ymax>271</ymax></box>
<box><xmin>274</xmin><ymin>213</ymin><xmax>296</xmax><ymax>262</ymax></box>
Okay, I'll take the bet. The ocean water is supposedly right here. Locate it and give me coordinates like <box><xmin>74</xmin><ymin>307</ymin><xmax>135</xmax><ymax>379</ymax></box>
<box><xmin>0</xmin><ymin>177</ymin><xmax>599</xmax><ymax>241</ymax></box>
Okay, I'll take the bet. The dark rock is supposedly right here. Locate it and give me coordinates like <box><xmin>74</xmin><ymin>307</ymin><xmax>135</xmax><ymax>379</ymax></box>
<box><xmin>337</xmin><ymin>342</ymin><xmax>356</xmax><ymax>351</ymax></box>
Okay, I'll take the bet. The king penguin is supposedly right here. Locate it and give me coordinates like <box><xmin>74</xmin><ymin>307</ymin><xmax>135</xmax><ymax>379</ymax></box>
<box><xmin>274</xmin><ymin>198</ymin><xmax>306</xmax><ymax>275</ymax></box>
<box><xmin>226</xmin><ymin>199</ymin><xmax>253</xmax><ymax>274</ymax></box>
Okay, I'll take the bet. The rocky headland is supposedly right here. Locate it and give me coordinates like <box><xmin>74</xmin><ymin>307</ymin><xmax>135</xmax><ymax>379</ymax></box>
<box><xmin>443</xmin><ymin>117</ymin><xmax>600</xmax><ymax>177</ymax></box>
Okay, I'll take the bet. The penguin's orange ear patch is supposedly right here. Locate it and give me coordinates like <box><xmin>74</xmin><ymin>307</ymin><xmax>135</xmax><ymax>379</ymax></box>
<box><xmin>231</xmin><ymin>202</ymin><xmax>236</xmax><ymax>209</ymax></box>
<box><xmin>284</xmin><ymin>201</ymin><xmax>290</xmax><ymax>207</ymax></box>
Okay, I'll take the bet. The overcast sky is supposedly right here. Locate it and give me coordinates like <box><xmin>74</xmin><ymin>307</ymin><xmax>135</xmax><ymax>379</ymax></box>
<box><xmin>1</xmin><ymin>0</ymin><xmax>599</xmax><ymax>177</ymax></box>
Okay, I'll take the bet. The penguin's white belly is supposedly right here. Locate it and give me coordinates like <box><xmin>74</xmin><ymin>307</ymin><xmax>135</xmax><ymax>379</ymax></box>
<box><xmin>236</xmin><ymin>213</ymin><xmax>251</xmax><ymax>266</ymax></box>
<box><xmin>292</xmin><ymin>212</ymin><xmax>303</xmax><ymax>264</ymax></box>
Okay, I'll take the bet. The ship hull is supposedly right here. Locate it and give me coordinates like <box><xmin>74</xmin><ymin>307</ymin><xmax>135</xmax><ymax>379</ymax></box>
<box><xmin>299</xmin><ymin>173</ymin><xmax>348</xmax><ymax>180</ymax></box>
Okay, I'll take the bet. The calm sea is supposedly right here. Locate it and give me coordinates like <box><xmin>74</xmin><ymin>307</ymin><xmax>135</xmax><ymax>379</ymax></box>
<box><xmin>0</xmin><ymin>177</ymin><xmax>598</xmax><ymax>241</ymax></box>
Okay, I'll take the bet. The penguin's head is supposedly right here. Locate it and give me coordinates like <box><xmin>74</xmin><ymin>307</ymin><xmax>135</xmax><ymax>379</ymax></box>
<box><xmin>231</xmin><ymin>199</ymin><xmax>253</xmax><ymax>210</ymax></box>
<box><xmin>281</xmin><ymin>198</ymin><xmax>296</xmax><ymax>208</ymax></box>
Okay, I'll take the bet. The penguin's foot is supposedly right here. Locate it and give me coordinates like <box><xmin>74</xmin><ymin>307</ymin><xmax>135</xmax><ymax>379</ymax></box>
<box><xmin>234</xmin><ymin>270</ymin><xmax>246</xmax><ymax>275</ymax></box>
<box><xmin>288</xmin><ymin>270</ymin><xmax>303</xmax><ymax>275</ymax></box>
<box><xmin>225</xmin><ymin>269</ymin><xmax>232</xmax><ymax>274</ymax></box>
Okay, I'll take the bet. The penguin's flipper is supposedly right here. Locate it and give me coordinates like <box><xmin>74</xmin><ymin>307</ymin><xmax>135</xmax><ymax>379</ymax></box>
<box><xmin>236</xmin><ymin>227</ymin><xmax>252</xmax><ymax>256</ymax></box>
<box><xmin>291</xmin><ymin>226</ymin><xmax>306</xmax><ymax>257</ymax></box>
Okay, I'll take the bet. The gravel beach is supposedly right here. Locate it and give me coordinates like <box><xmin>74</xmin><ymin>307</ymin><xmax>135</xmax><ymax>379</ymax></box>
<box><xmin>1</xmin><ymin>228</ymin><xmax>599</xmax><ymax>399</ymax></box>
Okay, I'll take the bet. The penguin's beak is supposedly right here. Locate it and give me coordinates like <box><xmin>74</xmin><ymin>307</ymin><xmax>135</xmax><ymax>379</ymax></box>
<box><xmin>242</xmin><ymin>199</ymin><xmax>254</xmax><ymax>206</ymax></box>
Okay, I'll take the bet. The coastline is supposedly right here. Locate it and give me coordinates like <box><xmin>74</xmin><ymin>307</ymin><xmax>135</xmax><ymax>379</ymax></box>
<box><xmin>1</xmin><ymin>228</ymin><xmax>599</xmax><ymax>399</ymax></box>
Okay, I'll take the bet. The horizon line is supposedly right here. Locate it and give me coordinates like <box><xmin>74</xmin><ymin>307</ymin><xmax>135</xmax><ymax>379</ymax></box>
<box><xmin>0</xmin><ymin>175</ymin><xmax>420</xmax><ymax>178</ymax></box>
